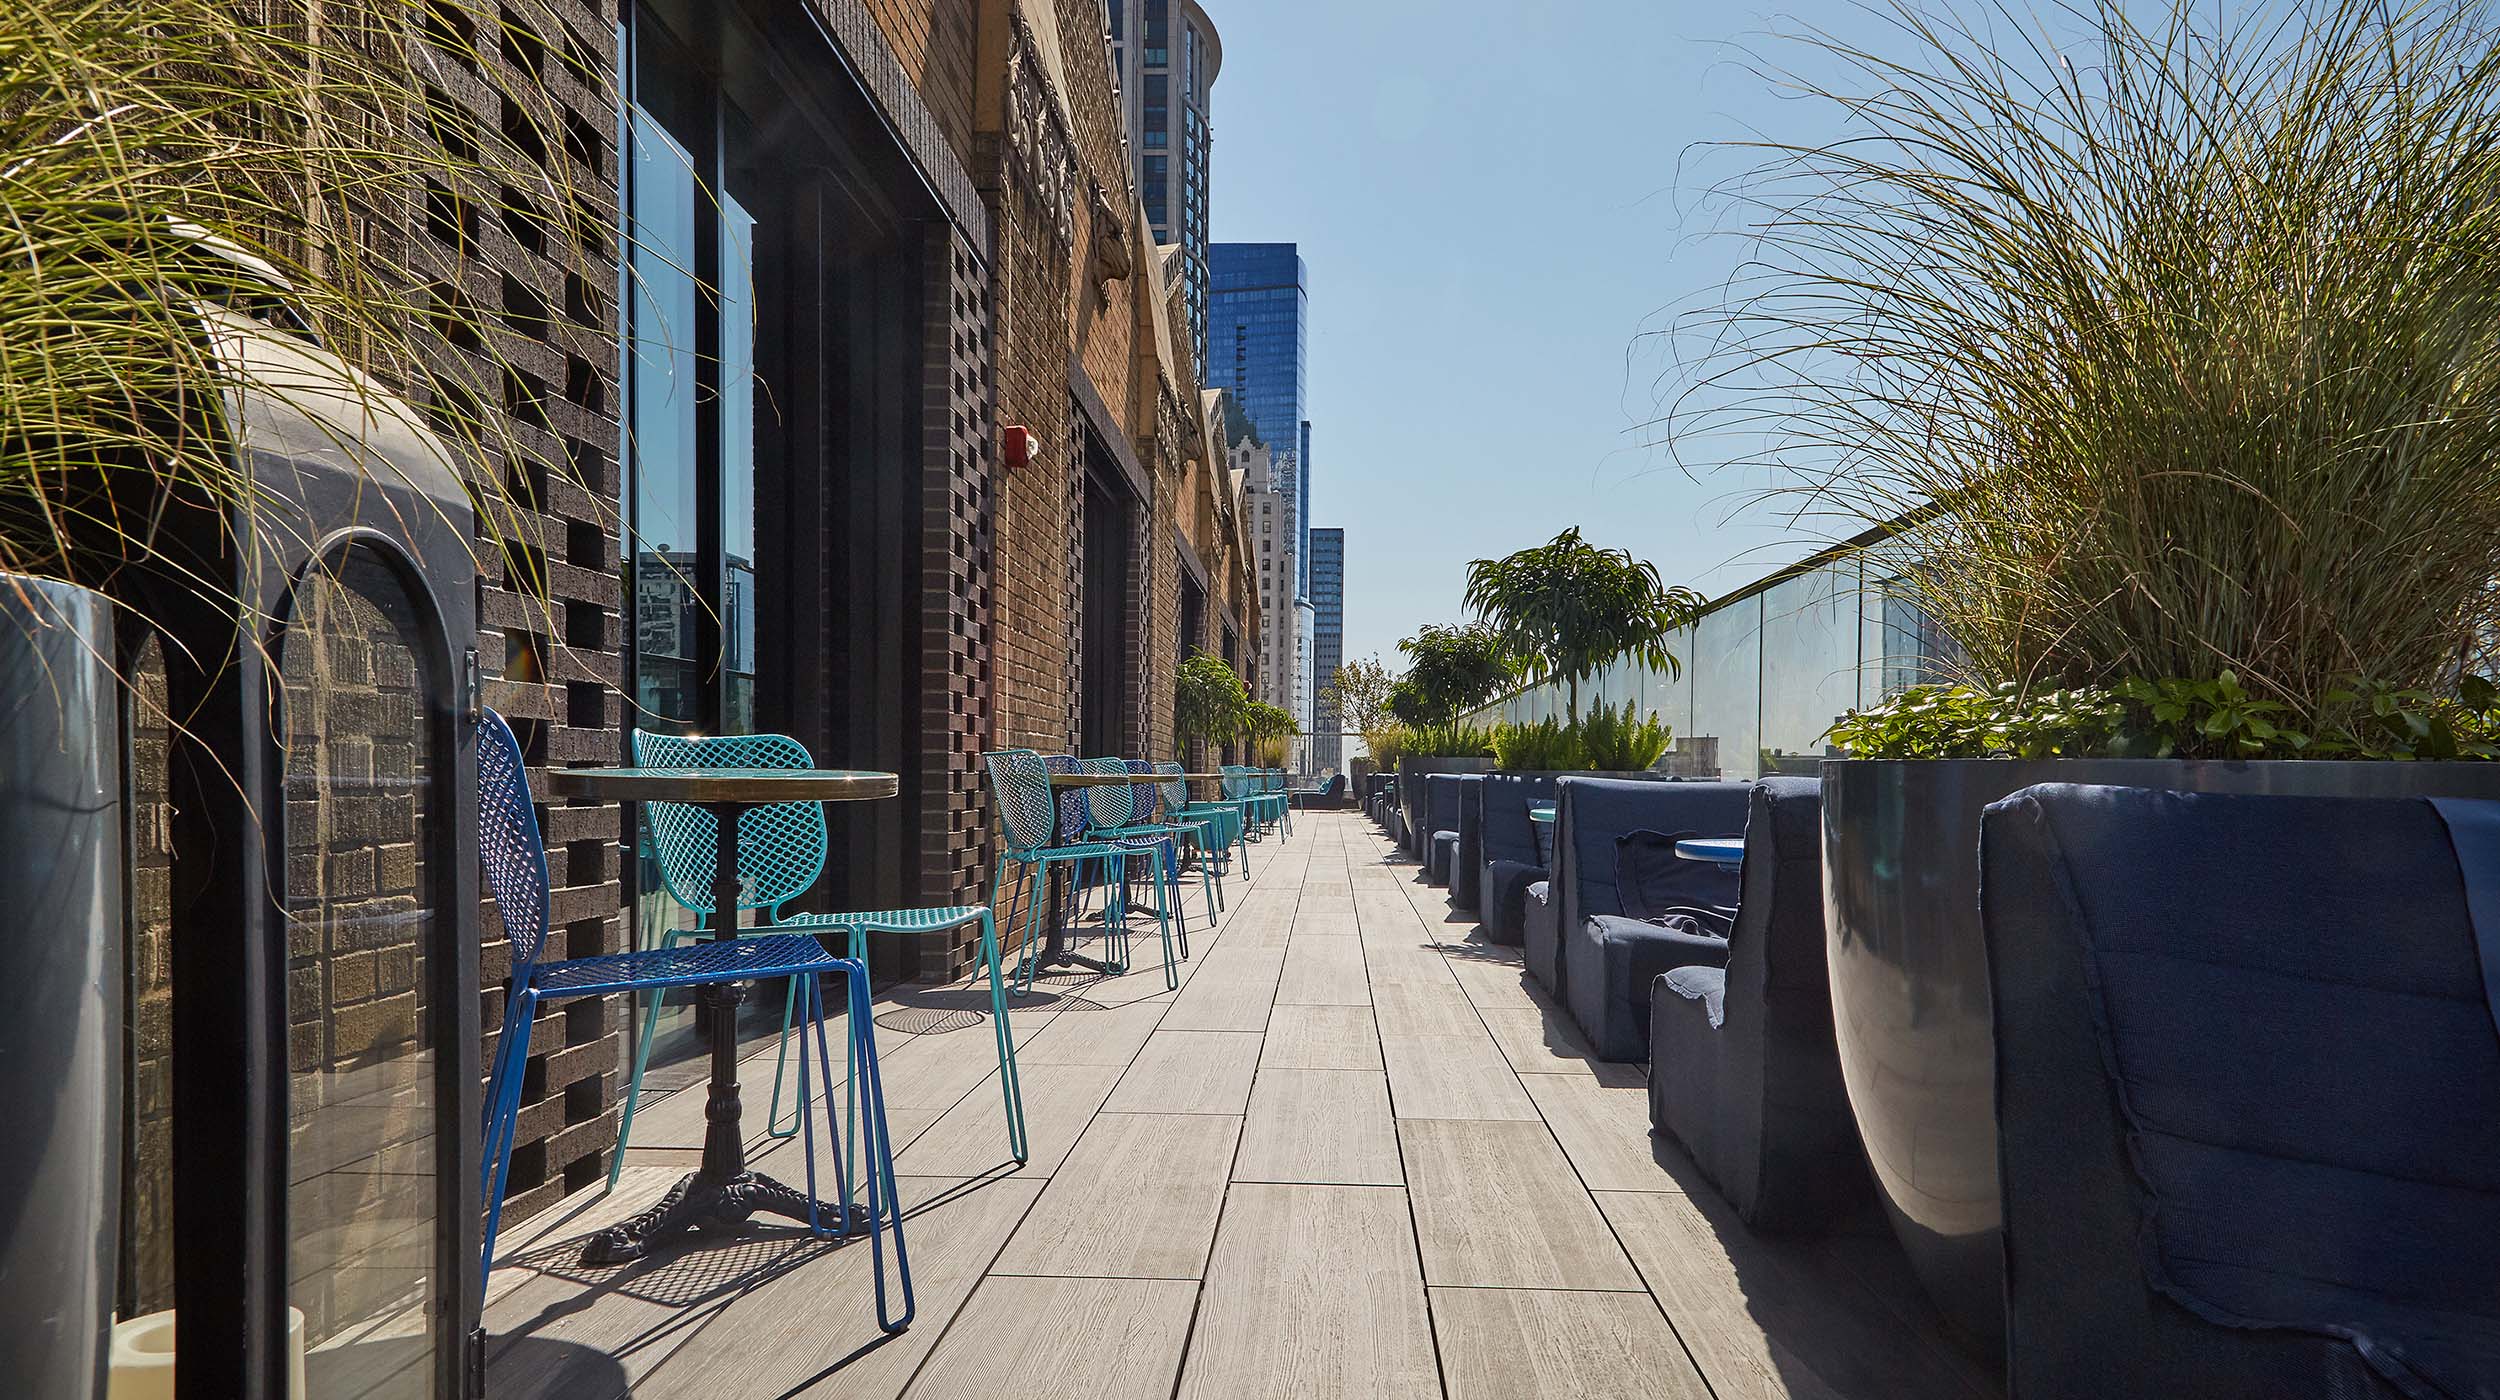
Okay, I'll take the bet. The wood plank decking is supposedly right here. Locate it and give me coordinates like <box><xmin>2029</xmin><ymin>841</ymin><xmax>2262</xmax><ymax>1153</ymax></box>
<box><xmin>485</xmin><ymin>811</ymin><xmax>1997</xmax><ymax>1400</ymax></box>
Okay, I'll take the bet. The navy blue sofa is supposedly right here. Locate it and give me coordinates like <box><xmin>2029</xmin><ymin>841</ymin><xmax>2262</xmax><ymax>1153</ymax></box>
<box><xmin>1980</xmin><ymin>784</ymin><xmax>2500</xmax><ymax>1399</ymax></box>
<box><xmin>1423</xmin><ymin>772</ymin><xmax>1466</xmax><ymax>885</ymax></box>
<box><xmin>1649</xmin><ymin>777</ymin><xmax>1867</xmax><ymax>1231</ymax></box>
<box><xmin>1480</xmin><ymin>773</ymin><xmax>1559</xmax><ymax>947</ymax></box>
<box><xmin>1450</xmin><ymin>775</ymin><xmax>1486</xmax><ymax>911</ymax></box>
<box><xmin>1538</xmin><ymin>776</ymin><xmax>1751</xmax><ymax>1061</ymax></box>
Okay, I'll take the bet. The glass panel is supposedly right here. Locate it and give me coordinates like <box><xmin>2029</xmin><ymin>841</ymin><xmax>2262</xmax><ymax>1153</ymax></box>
<box><xmin>281</xmin><ymin>549</ymin><xmax>439</xmax><ymax>1399</ymax></box>
<box><xmin>1655</xmin><ymin>624</ymin><xmax>1701</xmax><ymax>774</ymax></box>
<box><xmin>626</xmin><ymin>98</ymin><xmax>701</xmax><ymax>729</ymax></box>
<box><xmin>721</xmin><ymin>187</ymin><xmax>758</xmax><ymax>735</ymax></box>
<box><xmin>1691</xmin><ymin>598</ymin><xmax>1764</xmax><ymax>782</ymax></box>
<box><xmin>1759</xmin><ymin>564</ymin><xmax>1862</xmax><ymax>775</ymax></box>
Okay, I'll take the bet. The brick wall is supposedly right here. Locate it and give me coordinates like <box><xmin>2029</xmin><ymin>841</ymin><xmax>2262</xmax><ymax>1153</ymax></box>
<box><xmin>423</xmin><ymin>0</ymin><xmax>626</xmax><ymax>1221</ymax></box>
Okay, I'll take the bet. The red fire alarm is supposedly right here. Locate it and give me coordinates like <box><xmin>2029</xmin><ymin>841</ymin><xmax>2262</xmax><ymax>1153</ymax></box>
<box><xmin>1003</xmin><ymin>424</ymin><xmax>1039</xmax><ymax>469</ymax></box>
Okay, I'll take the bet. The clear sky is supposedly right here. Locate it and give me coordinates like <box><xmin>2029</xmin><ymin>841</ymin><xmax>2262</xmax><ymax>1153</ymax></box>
<box><xmin>1207</xmin><ymin>0</ymin><xmax>1880</xmax><ymax>671</ymax></box>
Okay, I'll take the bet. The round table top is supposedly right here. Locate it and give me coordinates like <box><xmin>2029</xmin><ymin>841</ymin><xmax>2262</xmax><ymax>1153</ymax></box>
<box><xmin>550</xmin><ymin>766</ymin><xmax>899</xmax><ymax>803</ymax></box>
<box><xmin>1528</xmin><ymin>807</ymin><xmax>1556</xmax><ymax>823</ymax></box>
<box><xmin>1675</xmin><ymin>836</ymin><xmax>1746</xmax><ymax>865</ymax></box>
<box><xmin>1049</xmin><ymin>772</ymin><xmax>1146</xmax><ymax>788</ymax></box>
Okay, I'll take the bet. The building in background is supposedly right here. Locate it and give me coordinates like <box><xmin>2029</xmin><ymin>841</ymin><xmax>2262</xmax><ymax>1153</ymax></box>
<box><xmin>1110</xmin><ymin>0</ymin><xmax>1220</xmax><ymax>365</ymax></box>
<box><xmin>1228</xmin><ymin>403</ymin><xmax>1300</xmax><ymax>724</ymax></box>
<box><xmin>1308</xmin><ymin>527</ymin><xmax>1344</xmax><ymax>772</ymax></box>
<box><xmin>1210</xmin><ymin>242</ymin><xmax>1313</xmax><ymax>747</ymax></box>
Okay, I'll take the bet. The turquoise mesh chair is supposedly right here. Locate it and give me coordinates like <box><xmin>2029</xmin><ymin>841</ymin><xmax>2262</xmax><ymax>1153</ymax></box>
<box><xmin>1181</xmin><ymin>767</ymin><xmax>1256</xmax><ymax>873</ymax></box>
<box><xmin>1153</xmin><ymin>760</ymin><xmax>1231</xmax><ymax>914</ymax></box>
<box><xmin>1078</xmin><ymin>755</ymin><xmax>1196</xmax><ymax>967</ymax></box>
<box><xmin>991</xmin><ymin>751</ymin><xmax>1170</xmax><ymax>994</ymax></box>
<box><xmin>613</xmin><ymin>729</ymin><xmax>1021</xmax><ymax>1186</ymax></box>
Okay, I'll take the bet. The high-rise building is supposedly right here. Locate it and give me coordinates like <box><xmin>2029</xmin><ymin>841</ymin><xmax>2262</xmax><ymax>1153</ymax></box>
<box><xmin>1109</xmin><ymin>0</ymin><xmax>1220</xmax><ymax>365</ymax></box>
<box><xmin>1210</xmin><ymin>243</ymin><xmax>1312</xmax><ymax>745</ymax></box>
<box><xmin>1308</xmin><ymin>527</ymin><xmax>1345</xmax><ymax>772</ymax></box>
<box><xmin>1226</xmin><ymin>402</ymin><xmax>1301</xmax><ymax>728</ymax></box>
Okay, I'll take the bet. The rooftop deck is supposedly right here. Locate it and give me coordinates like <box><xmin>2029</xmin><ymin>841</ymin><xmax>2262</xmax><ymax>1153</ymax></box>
<box><xmin>485</xmin><ymin>811</ymin><xmax>1996</xmax><ymax>1400</ymax></box>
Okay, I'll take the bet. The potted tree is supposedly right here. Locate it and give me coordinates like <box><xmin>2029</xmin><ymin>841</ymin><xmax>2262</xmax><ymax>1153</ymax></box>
<box><xmin>1685</xmin><ymin>0</ymin><xmax>2500</xmax><ymax>1345</ymax></box>
<box><xmin>1389</xmin><ymin>623</ymin><xmax>1509</xmax><ymax>855</ymax></box>
<box><xmin>1463</xmin><ymin>526</ymin><xmax>1699</xmax><ymax>780</ymax></box>
<box><xmin>1174</xmin><ymin>651</ymin><xmax>1249</xmax><ymax>768</ymax></box>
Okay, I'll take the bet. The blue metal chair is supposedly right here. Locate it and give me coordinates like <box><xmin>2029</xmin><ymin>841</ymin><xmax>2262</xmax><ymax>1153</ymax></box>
<box><xmin>474</xmin><ymin>709</ymin><xmax>910</xmax><ymax>1330</ymax></box>
<box><xmin>1132</xmin><ymin>758</ymin><xmax>1225</xmax><ymax>922</ymax></box>
<box><xmin>1079</xmin><ymin>755</ymin><xmax>1198</xmax><ymax>962</ymax></box>
<box><xmin>613</xmin><ymin>728</ymin><xmax>1020</xmax><ymax>1185</ymax></box>
<box><xmin>987</xmin><ymin>750</ymin><xmax>1169</xmax><ymax>994</ymax></box>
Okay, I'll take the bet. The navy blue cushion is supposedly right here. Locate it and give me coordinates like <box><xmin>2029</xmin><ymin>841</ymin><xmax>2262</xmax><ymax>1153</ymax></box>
<box><xmin>1524</xmin><ymin>879</ymin><xmax>1559</xmax><ymax>991</ymax></box>
<box><xmin>1983</xmin><ymin>784</ymin><xmax>2500</xmax><ymax>1399</ymax></box>
<box><xmin>1429</xmin><ymin>831</ymin><xmax>1459</xmax><ymax>886</ymax></box>
<box><xmin>1648</xmin><ymin>776</ymin><xmax>1865</xmax><ymax>1232</ymax></box>
<box><xmin>1483</xmin><ymin>859</ymin><xmax>1545</xmax><ymax>947</ymax></box>
<box><xmin>1548</xmin><ymin>777</ymin><xmax>1749</xmax><ymax>1004</ymax></box>
<box><xmin>1566</xmin><ymin>913</ymin><xmax>1728</xmax><ymax>1061</ymax></box>
<box><xmin>1453</xmin><ymin>776</ymin><xmax>1486</xmax><ymax>910</ymax></box>
<box><xmin>1482</xmin><ymin>773</ymin><xmax>1561</xmax><ymax>867</ymax></box>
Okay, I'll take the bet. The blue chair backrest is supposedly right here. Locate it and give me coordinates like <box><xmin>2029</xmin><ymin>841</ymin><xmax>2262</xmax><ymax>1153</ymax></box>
<box><xmin>1126</xmin><ymin>759</ymin><xmax>1161</xmax><ymax>820</ymax></box>
<box><xmin>1083</xmin><ymin>756</ymin><xmax>1135</xmax><ymax>829</ymax></box>
<box><xmin>1425</xmin><ymin>772</ymin><xmax>1466</xmax><ymax>833</ymax></box>
<box><xmin>984</xmin><ymin>748</ymin><xmax>1056</xmax><ymax>852</ymax></box>
<box><xmin>632</xmin><ymin>729</ymin><xmax>826</xmax><ymax>916</ymax></box>
<box><xmin>1484</xmin><ymin>773</ymin><xmax>1561</xmax><ymax>866</ymax></box>
<box><xmin>1556</xmin><ymin>777</ymin><xmax>1752</xmax><ymax>925</ymax></box>
<box><xmin>477</xmin><ymin>708</ymin><xmax>551</xmax><ymax>978</ymax></box>
<box><xmin>1044</xmin><ymin>755</ymin><xmax>1092</xmax><ymax>841</ymax></box>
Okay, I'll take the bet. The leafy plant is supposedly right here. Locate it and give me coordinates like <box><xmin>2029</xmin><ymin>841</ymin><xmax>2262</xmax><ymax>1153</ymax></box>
<box><xmin>1392</xmin><ymin>623</ymin><xmax>1513</xmax><ymax>726</ymax></box>
<box><xmin>1464</xmin><ymin>527</ymin><xmax>1703</xmax><ymax>723</ymax></box>
<box><xmin>1366</xmin><ymin>725</ymin><xmax>1410</xmax><ymax>770</ymax></box>
<box><xmin>0</xmin><ymin>0</ymin><xmax>604</xmax><ymax>631</ymax></box>
<box><xmin>1320</xmin><ymin>656</ymin><xmax>1395</xmax><ymax>743</ymax></box>
<box><xmin>1399</xmin><ymin>721</ymin><xmax>1497</xmax><ymax>760</ymax></box>
<box><xmin>1827</xmin><ymin>675</ymin><xmax>2500</xmax><ymax>761</ymax></box>
<box><xmin>1575</xmin><ymin>697</ymin><xmax>1674</xmax><ymax>772</ymax></box>
<box><xmin>1175</xmin><ymin>651</ymin><xmax>1249</xmax><ymax>750</ymax></box>
<box><xmin>1493</xmin><ymin>714</ymin><xmax>1585</xmax><ymax>771</ymax></box>
<box><xmin>1240</xmin><ymin>701</ymin><xmax>1299</xmax><ymax>766</ymax></box>
<box><xmin>1678</xmin><ymin>0</ymin><xmax>2500</xmax><ymax>726</ymax></box>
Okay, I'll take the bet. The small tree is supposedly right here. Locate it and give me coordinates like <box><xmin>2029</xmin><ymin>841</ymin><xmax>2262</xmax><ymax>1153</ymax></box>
<box><xmin>1175</xmin><ymin>651</ymin><xmax>1249</xmax><ymax>758</ymax></box>
<box><xmin>1241</xmin><ymin>701</ymin><xmax>1299</xmax><ymax>767</ymax></box>
<box><xmin>1464</xmin><ymin>527</ymin><xmax>1704</xmax><ymax>724</ymax></box>
<box><xmin>1394</xmin><ymin>623</ymin><xmax>1513</xmax><ymax>726</ymax></box>
<box><xmin>1320</xmin><ymin>656</ymin><xmax>1395</xmax><ymax>759</ymax></box>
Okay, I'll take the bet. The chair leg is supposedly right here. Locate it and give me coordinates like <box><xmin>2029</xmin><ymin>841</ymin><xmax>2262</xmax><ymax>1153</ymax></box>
<box><xmin>481</xmin><ymin>986</ymin><xmax>538</xmax><ymax>1275</ymax></box>
<box><xmin>763</xmin><ymin>972</ymin><xmax>803</xmax><ymax>1140</ymax></box>
<box><xmin>980</xmin><ymin>910</ymin><xmax>1028</xmax><ymax>1164</ymax></box>
<box><xmin>845</xmin><ymin>960</ymin><xmax>914</xmax><ymax>1332</ymax></box>
<box><xmin>606</xmin><ymin>925</ymin><xmax>685</xmax><ymax>1192</ymax></box>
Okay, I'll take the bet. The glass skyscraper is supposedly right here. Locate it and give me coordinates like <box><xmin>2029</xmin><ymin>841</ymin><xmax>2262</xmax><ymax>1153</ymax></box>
<box><xmin>1308</xmin><ymin>527</ymin><xmax>1344</xmax><ymax>772</ymax></box>
<box><xmin>1210</xmin><ymin>242</ymin><xmax>1313</xmax><ymax>741</ymax></box>
<box><xmin>1108</xmin><ymin>0</ymin><xmax>1220</xmax><ymax>366</ymax></box>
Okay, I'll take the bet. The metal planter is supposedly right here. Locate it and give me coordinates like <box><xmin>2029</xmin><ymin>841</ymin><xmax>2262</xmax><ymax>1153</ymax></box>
<box><xmin>1821</xmin><ymin>756</ymin><xmax>2500</xmax><ymax>1354</ymax></box>
<box><xmin>0</xmin><ymin>575</ymin><xmax>122</xmax><ymax>1400</ymax></box>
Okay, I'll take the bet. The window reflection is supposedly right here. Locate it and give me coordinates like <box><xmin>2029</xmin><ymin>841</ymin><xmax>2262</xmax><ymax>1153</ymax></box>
<box><xmin>1692</xmin><ymin>598</ymin><xmax>1764</xmax><ymax>783</ymax></box>
<box><xmin>1759</xmin><ymin>564</ymin><xmax>1862</xmax><ymax>775</ymax></box>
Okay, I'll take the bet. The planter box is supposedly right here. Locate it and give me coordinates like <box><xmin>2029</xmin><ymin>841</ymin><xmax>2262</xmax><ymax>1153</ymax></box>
<box><xmin>0</xmin><ymin>576</ymin><xmax>122</xmax><ymax>1400</ymax></box>
<box><xmin>1396</xmin><ymin>757</ymin><xmax>1493</xmax><ymax>859</ymax></box>
<box><xmin>1822</xmin><ymin>756</ymin><xmax>2500</xmax><ymax>1352</ymax></box>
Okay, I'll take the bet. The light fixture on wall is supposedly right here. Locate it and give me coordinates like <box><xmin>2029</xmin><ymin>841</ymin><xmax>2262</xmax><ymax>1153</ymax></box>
<box><xmin>1003</xmin><ymin>424</ymin><xmax>1041</xmax><ymax>470</ymax></box>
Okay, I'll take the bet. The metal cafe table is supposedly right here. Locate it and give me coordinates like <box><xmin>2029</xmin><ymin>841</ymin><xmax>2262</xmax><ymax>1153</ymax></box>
<box><xmin>548</xmin><ymin>764</ymin><xmax>898</xmax><ymax>1263</ymax></box>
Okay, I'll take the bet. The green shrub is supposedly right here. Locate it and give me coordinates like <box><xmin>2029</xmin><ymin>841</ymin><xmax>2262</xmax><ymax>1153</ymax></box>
<box><xmin>1826</xmin><ymin>675</ymin><xmax>2500</xmax><ymax>762</ymax></box>
<box><xmin>1400</xmin><ymin>721</ymin><xmax>1498</xmax><ymax>759</ymax></box>
<box><xmin>1493</xmin><ymin>715</ymin><xmax>1585</xmax><ymax>770</ymax></box>
<box><xmin>1577</xmin><ymin>698</ymin><xmax>1673</xmax><ymax>771</ymax></box>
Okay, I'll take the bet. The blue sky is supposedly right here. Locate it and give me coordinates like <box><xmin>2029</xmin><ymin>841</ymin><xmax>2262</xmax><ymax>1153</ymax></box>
<box><xmin>1207</xmin><ymin>0</ymin><xmax>1882</xmax><ymax>669</ymax></box>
